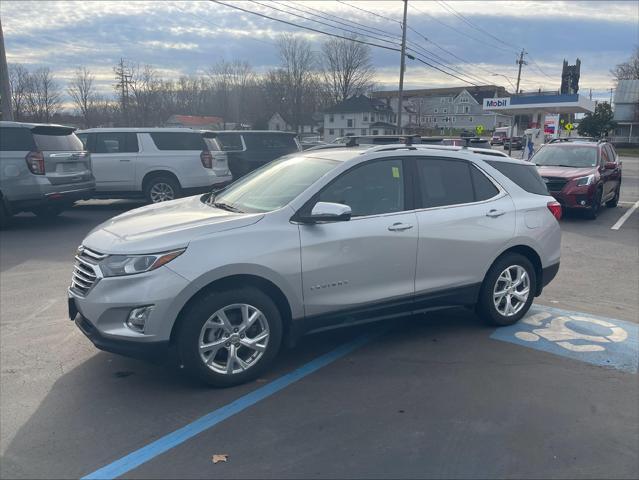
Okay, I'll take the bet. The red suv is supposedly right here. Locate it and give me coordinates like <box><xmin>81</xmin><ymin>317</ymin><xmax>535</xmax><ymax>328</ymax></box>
<box><xmin>532</xmin><ymin>140</ymin><xmax>622</xmax><ymax>219</ymax></box>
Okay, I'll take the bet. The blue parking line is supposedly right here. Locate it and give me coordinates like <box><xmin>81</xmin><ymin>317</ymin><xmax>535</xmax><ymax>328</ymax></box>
<box><xmin>82</xmin><ymin>332</ymin><xmax>377</xmax><ymax>480</ymax></box>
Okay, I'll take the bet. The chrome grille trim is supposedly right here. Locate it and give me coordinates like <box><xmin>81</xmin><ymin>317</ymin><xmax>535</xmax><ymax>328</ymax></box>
<box><xmin>70</xmin><ymin>246</ymin><xmax>105</xmax><ymax>296</ymax></box>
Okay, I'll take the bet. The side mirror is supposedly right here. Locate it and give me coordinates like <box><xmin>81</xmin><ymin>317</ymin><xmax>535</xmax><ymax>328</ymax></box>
<box><xmin>604</xmin><ymin>162</ymin><xmax>617</xmax><ymax>170</ymax></box>
<box><xmin>301</xmin><ymin>202</ymin><xmax>352</xmax><ymax>223</ymax></box>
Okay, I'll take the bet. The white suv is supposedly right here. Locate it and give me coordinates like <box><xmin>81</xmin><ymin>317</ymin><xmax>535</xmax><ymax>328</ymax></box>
<box><xmin>76</xmin><ymin>128</ymin><xmax>231</xmax><ymax>203</ymax></box>
<box><xmin>69</xmin><ymin>145</ymin><xmax>561</xmax><ymax>387</ymax></box>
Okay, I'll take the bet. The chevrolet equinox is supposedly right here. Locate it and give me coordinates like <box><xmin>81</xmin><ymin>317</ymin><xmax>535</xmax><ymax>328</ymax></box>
<box><xmin>69</xmin><ymin>145</ymin><xmax>561</xmax><ymax>386</ymax></box>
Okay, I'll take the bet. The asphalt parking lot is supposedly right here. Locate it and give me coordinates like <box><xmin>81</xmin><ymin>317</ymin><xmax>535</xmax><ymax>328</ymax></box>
<box><xmin>1</xmin><ymin>157</ymin><xmax>638</xmax><ymax>479</ymax></box>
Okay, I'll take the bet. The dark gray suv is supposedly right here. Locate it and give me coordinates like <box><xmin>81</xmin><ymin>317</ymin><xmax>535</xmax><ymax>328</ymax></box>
<box><xmin>0</xmin><ymin>121</ymin><xmax>95</xmax><ymax>225</ymax></box>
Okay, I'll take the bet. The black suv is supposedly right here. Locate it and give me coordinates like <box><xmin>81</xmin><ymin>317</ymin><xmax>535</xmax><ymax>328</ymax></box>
<box><xmin>215</xmin><ymin>131</ymin><xmax>301</xmax><ymax>179</ymax></box>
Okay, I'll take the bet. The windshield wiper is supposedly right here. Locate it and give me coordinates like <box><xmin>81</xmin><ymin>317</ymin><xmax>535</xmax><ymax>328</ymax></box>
<box><xmin>213</xmin><ymin>201</ymin><xmax>244</xmax><ymax>213</ymax></box>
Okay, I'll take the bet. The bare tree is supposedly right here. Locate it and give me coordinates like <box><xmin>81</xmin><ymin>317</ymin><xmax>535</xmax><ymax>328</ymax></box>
<box><xmin>25</xmin><ymin>67</ymin><xmax>61</xmax><ymax>122</ymax></box>
<box><xmin>208</xmin><ymin>60</ymin><xmax>256</xmax><ymax>126</ymax></box>
<box><xmin>611</xmin><ymin>46</ymin><xmax>639</xmax><ymax>81</ymax></box>
<box><xmin>277</xmin><ymin>34</ymin><xmax>317</xmax><ymax>131</ymax></box>
<box><xmin>68</xmin><ymin>66</ymin><xmax>97</xmax><ymax>127</ymax></box>
<box><xmin>8</xmin><ymin>64</ymin><xmax>30</xmax><ymax>121</ymax></box>
<box><xmin>129</xmin><ymin>64</ymin><xmax>162</xmax><ymax>126</ymax></box>
<box><xmin>321</xmin><ymin>37</ymin><xmax>375</xmax><ymax>104</ymax></box>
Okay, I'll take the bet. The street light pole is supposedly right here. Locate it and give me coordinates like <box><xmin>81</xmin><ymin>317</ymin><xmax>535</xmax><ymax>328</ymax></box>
<box><xmin>396</xmin><ymin>0</ymin><xmax>408</xmax><ymax>133</ymax></box>
<box><xmin>0</xmin><ymin>18</ymin><xmax>14</xmax><ymax>121</ymax></box>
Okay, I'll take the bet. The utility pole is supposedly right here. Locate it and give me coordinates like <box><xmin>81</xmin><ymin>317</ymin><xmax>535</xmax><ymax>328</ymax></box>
<box><xmin>0</xmin><ymin>18</ymin><xmax>14</xmax><ymax>121</ymax></box>
<box><xmin>115</xmin><ymin>58</ymin><xmax>133</xmax><ymax>126</ymax></box>
<box><xmin>509</xmin><ymin>49</ymin><xmax>527</xmax><ymax>157</ymax></box>
<box><xmin>514</xmin><ymin>49</ymin><xmax>527</xmax><ymax>95</ymax></box>
<box><xmin>609</xmin><ymin>87</ymin><xmax>614</xmax><ymax>104</ymax></box>
<box><xmin>396</xmin><ymin>0</ymin><xmax>408</xmax><ymax>133</ymax></box>
<box><xmin>589</xmin><ymin>88</ymin><xmax>592</xmax><ymax>101</ymax></box>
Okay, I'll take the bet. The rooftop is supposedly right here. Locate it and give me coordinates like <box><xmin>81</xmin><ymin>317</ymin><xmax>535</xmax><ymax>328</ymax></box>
<box><xmin>614</xmin><ymin>79</ymin><xmax>639</xmax><ymax>104</ymax></box>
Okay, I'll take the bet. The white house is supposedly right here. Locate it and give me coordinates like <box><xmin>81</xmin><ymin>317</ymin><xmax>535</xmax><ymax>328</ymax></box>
<box><xmin>267</xmin><ymin>112</ymin><xmax>323</xmax><ymax>136</ymax></box>
<box><xmin>323</xmin><ymin>95</ymin><xmax>396</xmax><ymax>143</ymax></box>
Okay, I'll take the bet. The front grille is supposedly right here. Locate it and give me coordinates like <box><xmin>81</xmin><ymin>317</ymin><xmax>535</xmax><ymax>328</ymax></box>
<box><xmin>70</xmin><ymin>246</ymin><xmax>106</xmax><ymax>296</ymax></box>
<box><xmin>542</xmin><ymin>177</ymin><xmax>568</xmax><ymax>192</ymax></box>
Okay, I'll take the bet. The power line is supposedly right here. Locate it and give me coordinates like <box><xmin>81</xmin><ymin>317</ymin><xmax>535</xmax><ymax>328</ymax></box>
<box><xmin>527</xmin><ymin>54</ymin><xmax>556</xmax><ymax>81</ymax></box>
<box><xmin>239</xmin><ymin>0</ymin><xmax>487</xmax><ymax>86</ymax></box>
<box><xmin>435</xmin><ymin>1</ymin><xmax>520</xmax><ymax>54</ymax></box>
<box><xmin>336</xmin><ymin>0</ymin><xmax>402</xmax><ymax>25</ymax></box>
<box><xmin>210</xmin><ymin>1</ymin><xmax>403</xmax><ymax>53</ymax></box>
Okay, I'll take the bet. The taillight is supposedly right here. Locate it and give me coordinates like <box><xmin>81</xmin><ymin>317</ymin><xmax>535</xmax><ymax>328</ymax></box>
<box><xmin>547</xmin><ymin>201</ymin><xmax>562</xmax><ymax>221</ymax></box>
<box><xmin>25</xmin><ymin>151</ymin><xmax>45</xmax><ymax>175</ymax></box>
<box><xmin>200</xmin><ymin>150</ymin><xmax>213</xmax><ymax>169</ymax></box>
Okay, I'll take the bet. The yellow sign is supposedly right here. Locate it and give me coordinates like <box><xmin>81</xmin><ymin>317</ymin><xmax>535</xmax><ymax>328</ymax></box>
<box><xmin>475</xmin><ymin>125</ymin><xmax>485</xmax><ymax>135</ymax></box>
<box><xmin>392</xmin><ymin>167</ymin><xmax>400</xmax><ymax>178</ymax></box>
<box><xmin>565</xmin><ymin>123</ymin><xmax>574</xmax><ymax>131</ymax></box>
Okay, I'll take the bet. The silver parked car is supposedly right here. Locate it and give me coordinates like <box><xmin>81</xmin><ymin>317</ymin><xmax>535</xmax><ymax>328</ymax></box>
<box><xmin>0</xmin><ymin>121</ymin><xmax>95</xmax><ymax>225</ymax></box>
<box><xmin>68</xmin><ymin>145</ymin><xmax>561</xmax><ymax>386</ymax></box>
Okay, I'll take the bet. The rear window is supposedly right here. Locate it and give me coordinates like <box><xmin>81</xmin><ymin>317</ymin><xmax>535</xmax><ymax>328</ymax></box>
<box><xmin>486</xmin><ymin>160</ymin><xmax>549</xmax><ymax>196</ymax></box>
<box><xmin>150</xmin><ymin>132</ymin><xmax>206</xmax><ymax>151</ymax></box>
<box><xmin>243</xmin><ymin>133</ymin><xmax>296</xmax><ymax>150</ymax></box>
<box><xmin>0</xmin><ymin>127</ymin><xmax>35</xmax><ymax>151</ymax></box>
<box><xmin>32</xmin><ymin>130</ymin><xmax>84</xmax><ymax>151</ymax></box>
<box><xmin>215</xmin><ymin>133</ymin><xmax>244</xmax><ymax>151</ymax></box>
<box><xmin>203</xmin><ymin>137</ymin><xmax>221</xmax><ymax>152</ymax></box>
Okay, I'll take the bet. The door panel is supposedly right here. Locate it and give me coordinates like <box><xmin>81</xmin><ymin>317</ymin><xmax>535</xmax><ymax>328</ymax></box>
<box><xmin>91</xmin><ymin>133</ymin><xmax>137</xmax><ymax>191</ymax></box>
<box><xmin>414</xmin><ymin>195</ymin><xmax>516</xmax><ymax>296</ymax></box>
<box><xmin>300</xmin><ymin>211</ymin><xmax>418</xmax><ymax>317</ymax></box>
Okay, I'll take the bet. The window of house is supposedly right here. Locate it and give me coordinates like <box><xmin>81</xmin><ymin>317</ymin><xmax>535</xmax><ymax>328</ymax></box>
<box><xmin>329</xmin><ymin>129</ymin><xmax>335</xmax><ymax>135</ymax></box>
<box><xmin>464</xmin><ymin>106</ymin><xmax>470</xmax><ymax>113</ymax></box>
<box><xmin>347</xmin><ymin>119</ymin><xmax>353</xmax><ymax>127</ymax></box>
<box><xmin>361</xmin><ymin>129</ymin><xmax>367</xmax><ymax>135</ymax></box>
<box><xmin>460</xmin><ymin>96</ymin><xmax>469</xmax><ymax>103</ymax></box>
<box><xmin>434</xmin><ymin>108</ymin><xmax>438</xmax><ymax>113</ymax></box>
<box><xmin>341</xmin><ymin>115</ymin><xmax>345</xmax><ymax>120</ymax></box>
<box><xmin>339</xmin><ymin>128</ymin><xmax>345</xmax><ymax>136</ymax></box>
<box><xmin>452</xmin><ymin>117</ymin><xmax>456</xmax><ymax>123</ymax></box>
<box><xmin>329</xmin><ymin>115</ymin><xmax>334</xmax><ymax>123</ymax></box>
<box><xmin>364</xmin><ymin>114</ymin><xmax>368</xmax><ymax>122</ymax></box>
<box><xmin>318</xmin><ymin>159</ymin><xmax>405</xmax><ymax>217</ymax></box>
<box><xmin>468</xmin><ymin>117</ymin><xmax>473</xmax><ymax>122</ymax></box>
<box><xmin>443</xmin><ymin>108</ymin><xmax>447</xmax><ymax>114</ymax></box>
<box><xmin>372</xmin><ymin>129</ymin><xmax>379</xmax><ymax>135</ymax></box>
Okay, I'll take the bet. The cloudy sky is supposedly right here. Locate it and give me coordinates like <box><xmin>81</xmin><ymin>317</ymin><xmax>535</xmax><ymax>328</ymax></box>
<box><xmin>2</xmin><ymin>0</ymin><xmax>637</xmax><ymax>104</ymax></box>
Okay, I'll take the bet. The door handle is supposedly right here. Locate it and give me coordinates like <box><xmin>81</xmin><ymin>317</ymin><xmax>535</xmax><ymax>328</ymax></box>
<box><xmin>388</xmin><ymin>222</ymin><xmax>413</xmax><ymax>232</ymax></box>
<box><xmin>486</xmin><ymin>209</ymin><xmax>506</xmax><ymax>218</ymax></box>
<box><xmin>119</xmin><ymin>159</ymin><xmax>131</xmax><ymax>162</ymax></box>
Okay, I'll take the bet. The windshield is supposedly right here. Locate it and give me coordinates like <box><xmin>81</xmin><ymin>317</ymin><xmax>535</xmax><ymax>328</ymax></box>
<box><xmin>209</xmin><ymin>156</ymin><xmax>338</xmax><ymax>213</ymax></box>
<box><xmin>533</xmin><ymin>145</ymin><xmax>598</xmax><ymax>168</ymax></box>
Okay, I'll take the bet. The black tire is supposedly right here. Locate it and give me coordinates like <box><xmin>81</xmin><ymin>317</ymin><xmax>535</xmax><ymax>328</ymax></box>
<box><xmin>606</xmin><ymin>184</ymin><xmax>621</xmax><ymax>208</ymax></box>
<box><xmin>177</xmin><ymin>286</ymin><xmax>283</xmax><ymax>387</ymax></box>
<box><xmin>585</xmin><ymin>188</ymin><xmax>602</xmax><ymax>219</ymax></box>
<box><xmin>476</xmin><ymin>253</ymin><xmax>536</xmax><ymax>326</ymax></box>
<box><xmin>32</xmin><ymin>205</ymin><xmax>64</xmax><ymax>218</ymax></box>
<box><xmin>144</xmin><ymin>175</ymin><xmax>181</xmax><ymax>204</ymax></box>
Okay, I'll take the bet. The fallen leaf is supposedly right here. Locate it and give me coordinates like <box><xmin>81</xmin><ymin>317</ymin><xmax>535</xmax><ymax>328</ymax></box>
<box><xmin>212</xmin><ymin>454</ymin><xmax>229</xmax><ymax>464</ymax></box>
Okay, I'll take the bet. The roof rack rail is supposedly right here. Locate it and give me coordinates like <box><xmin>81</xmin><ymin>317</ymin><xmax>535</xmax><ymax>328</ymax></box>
<box><xmin>359</xmin><ymin>144</ymin><xmax>418</xmax><ymax>154</ymax></box>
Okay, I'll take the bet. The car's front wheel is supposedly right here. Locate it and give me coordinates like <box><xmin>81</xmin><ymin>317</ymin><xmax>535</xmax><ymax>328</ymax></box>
<box><xmin>477</xmin><ymin>253</ymin><xmax>536</xmax><ymax>326</ymax></box>
<box><xmin>178</xmin><ymin>287</ymin><xmax>283</xmax><ymax>387</ymax></box>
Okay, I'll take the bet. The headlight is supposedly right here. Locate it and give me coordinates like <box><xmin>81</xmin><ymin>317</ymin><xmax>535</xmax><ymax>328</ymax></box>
<box><xmin>100</xmin><ymin>249</ymin><xmax>185</xmax><ymax>277</ymax></box>
<box><xmin>575</xmin><ymin>174</ymin><xmax>595</xmax><ymax>186</ymax></box>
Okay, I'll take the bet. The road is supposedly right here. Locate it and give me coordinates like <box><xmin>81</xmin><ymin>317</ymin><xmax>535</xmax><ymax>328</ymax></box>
<box><xmin>1</xmin><ymin>157</ymin><xmax>637</xmax><ymax>479</ymax></box>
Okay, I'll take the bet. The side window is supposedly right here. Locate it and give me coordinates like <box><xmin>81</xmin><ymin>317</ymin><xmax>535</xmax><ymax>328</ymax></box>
<box><xmin>0</xmin><ymin>127</ymin><xmax>35</xmax><ymax>151</ymax></box>
<box><xmin>76</xmin><ymin>133</ymin><xmax>88</xmax><ymax>149</ymax></box>
<box><xmin>471</xmin><ymin>166</ymin><xmax>500</xmax><ymax>201</ymax></box>
<box><xmin>318</xmin><ymin>159</ymin><xmax>405</xmax><ymax>217</ymax></box>
<box><xmin>416</xmin><ymin>159</ymin><xmax>474</xmax><ymax>208</ymax></box>
<box><xmin>149</xmin><ymin>132</ymin><xmax>206</xmax><ymax>151</ymax></box>
<box><xmin>94</xmin><ymin>132</ymin><xmax>138</xmax><ymax>153</ymax></box>
<box><xmin>215</xmin><ymin>133</ymin><xmax>244</xmax><ymax>151</ymax></box>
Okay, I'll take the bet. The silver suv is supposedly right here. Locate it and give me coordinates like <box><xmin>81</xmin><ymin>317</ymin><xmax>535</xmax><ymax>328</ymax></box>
<box><xmin>0</xmin><ymin>121</ymin><xmax>95</xmax><ymax>225</ymax></box>
<box><xmin>69</xmin><ymin>145</ymin><xmax>561</xmax><ymax>386</ymax></box>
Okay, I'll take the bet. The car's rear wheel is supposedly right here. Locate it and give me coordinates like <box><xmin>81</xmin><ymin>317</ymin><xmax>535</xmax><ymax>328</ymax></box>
<box><xmin>477</xmin><ymin>253</ymin><xmax>536</xmax><ymax>326</ymax></box>
<box><xmin>585</xmin><ymin>188</ymin><xmax>602</xmax><ymax>219</ymax></box>
<box><xmin>177</xmin><ymin>287</ymin><xmax>283</xmax><ymax>387</ymax></box>
<box><xmin>145</xmin><ymin>176</ymin><xmax>180</xmax><ymax>204</ymax></box>
<box><xmin>606</xmin><ymin>184</ymin><xmax>621</xmax><ymax>208</ymax></box>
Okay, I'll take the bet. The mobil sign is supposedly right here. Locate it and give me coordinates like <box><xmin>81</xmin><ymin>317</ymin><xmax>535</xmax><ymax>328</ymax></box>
<box><xmin>483</xmin><ymin>97</ymin><xmax>511</xmax><ymax>109</ymax></box>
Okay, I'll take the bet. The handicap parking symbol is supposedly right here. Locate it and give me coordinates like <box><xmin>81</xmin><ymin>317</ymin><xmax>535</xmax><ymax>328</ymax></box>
<box><xmin>491</xmin><ymin>305</ymin><xmax>639</xmax><ymax>373</ymax></box>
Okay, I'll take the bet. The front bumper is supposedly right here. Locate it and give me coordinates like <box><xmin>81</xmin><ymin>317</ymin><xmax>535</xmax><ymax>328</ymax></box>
<box><xmin>69</xmin><ymin>265</ymin><xmax>190</xmax><ymax>357</ymax></box>
<box><xmin>548</xmin><ymin>185</ymin><xmax>595</xmax><ymax>209</ymax></box>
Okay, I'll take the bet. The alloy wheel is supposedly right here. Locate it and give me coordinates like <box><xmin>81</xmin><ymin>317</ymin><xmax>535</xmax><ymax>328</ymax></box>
<box><xmin>493</xmin><ymin>265</ymin><xmax>530</xmax><ymax>317</ymax></box>
<box><xmin>198</xmin><ymin>303</ymin><xmax>270</xmax><ymax>375</ymax></box>
<box><xmin>149</xmin><ymin>182</ymin><xmax>175</xmax><ymax>203</ymax></box>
